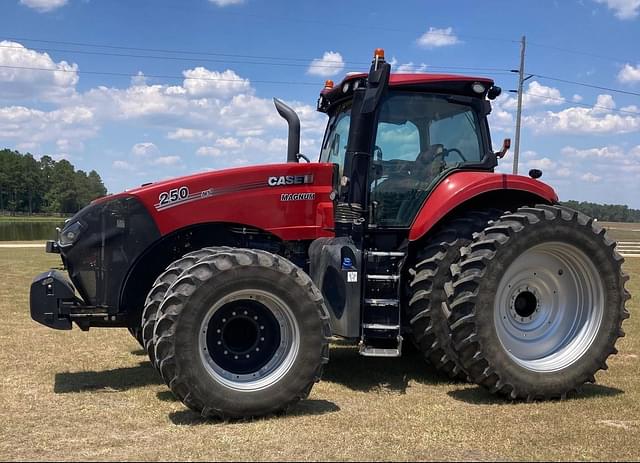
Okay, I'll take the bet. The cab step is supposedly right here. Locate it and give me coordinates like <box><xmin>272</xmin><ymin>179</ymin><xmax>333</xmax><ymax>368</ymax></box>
<box><xmin>359</xmin><ymin>336</ymin><xmax>403</xmax><ymax>357</ymax></box>
<box><xmin>364</xmin><ymin>298</ymin><xmax>399</xmax><ymax>307</ymax></box>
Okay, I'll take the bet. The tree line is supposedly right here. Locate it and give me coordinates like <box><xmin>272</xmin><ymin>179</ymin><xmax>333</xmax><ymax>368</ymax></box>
<box><xmin>0</xmin><ymin>149</ymin><xmax>107</xmax><ymax>214</ymax></box>
<box><xmin>561</xmin><ymin>200</ymin><xmax>640</xmax><ymax>223</ymax></box>
<box><xmin>2</xmin><ymin>147</ymin><xmax>639</xmax><ymax>221</ymax></box>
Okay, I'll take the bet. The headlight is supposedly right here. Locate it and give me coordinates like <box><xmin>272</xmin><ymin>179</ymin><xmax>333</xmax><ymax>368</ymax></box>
<box><xmin>471</xmin><ymin>82</ymin><xmax>486</xmax><ymax>94</ymax></box>
<box><xmin>59</xmin><ymin>221</ymin><xmax>84</xmax><ymax>247</ymax></box>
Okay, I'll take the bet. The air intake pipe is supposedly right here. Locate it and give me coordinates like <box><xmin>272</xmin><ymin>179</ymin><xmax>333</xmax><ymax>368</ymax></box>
<box><xmin>273</xmin><ymin>98</ymin><xmax>300</xmax><ymax>163</ymax></box>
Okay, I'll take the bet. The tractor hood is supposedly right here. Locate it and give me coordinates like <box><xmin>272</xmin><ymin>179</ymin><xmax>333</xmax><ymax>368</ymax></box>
<box><xmin>55</xmin><ymin>161</ymin><xmax>335</xmax><ymax>311</ymax></box>
<box><xmin>116</xmin><ymin>162</ymin><xmax>336</xmax><ymax>240</ymax></box>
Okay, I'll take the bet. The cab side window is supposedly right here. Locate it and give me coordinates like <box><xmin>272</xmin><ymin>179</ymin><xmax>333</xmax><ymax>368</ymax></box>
<box><xmin>320</xmin><ymin>109</ymin><xmax>351</xmax><ymax>175</ymax></box>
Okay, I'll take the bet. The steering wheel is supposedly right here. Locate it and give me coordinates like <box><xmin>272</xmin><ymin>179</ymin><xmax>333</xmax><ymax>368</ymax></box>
<box><xmin>440</xmin><ymin>148</ymin><xmax>467</xmax><ymax>163</ymax></box>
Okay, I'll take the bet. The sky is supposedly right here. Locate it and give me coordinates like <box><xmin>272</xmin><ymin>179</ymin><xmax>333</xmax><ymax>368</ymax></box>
<box><xmin>1</xmin><ymin>0</ymin><xmax>639</xmax><ymax>207</ymax></box>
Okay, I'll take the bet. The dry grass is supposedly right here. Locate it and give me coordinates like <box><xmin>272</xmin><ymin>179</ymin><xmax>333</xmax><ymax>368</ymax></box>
<box><xmin>0</xmin><ymin>247</ymin><xmax>638</xmax><ymax>461</ymax></box>
<box><xmin>601</xmin><ymin>223</ymin><xmax>640</xmax><ymax>242</ymax></box>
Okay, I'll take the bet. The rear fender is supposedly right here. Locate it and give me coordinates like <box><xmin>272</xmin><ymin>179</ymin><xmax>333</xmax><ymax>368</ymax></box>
<box><xmin>409</xmin><ymin>171</ymin><xmax>558</xmax><ymax>241</ymax></box>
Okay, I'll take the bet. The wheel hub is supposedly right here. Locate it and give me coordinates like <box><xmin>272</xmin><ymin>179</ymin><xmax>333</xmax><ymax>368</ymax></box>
<box><xmin>221</xmin><ymin>316</ymin><xmax>260</xmax><ymax>354</ymax></box>
<box><xmin>199</xmin><ymin>289</ymin><xmax>299</xmax><ymax>391</ymax></box>
<box><xmin>509</xmin><ymin>287</ymin><xmax>540</xmax><ymax>322</ymax></box>
<box><xmin>494</xmin><ymin>241</ymin><xmax>604</xmax><ymax>372</ymax></box>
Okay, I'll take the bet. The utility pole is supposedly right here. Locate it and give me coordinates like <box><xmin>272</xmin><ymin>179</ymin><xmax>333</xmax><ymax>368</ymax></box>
<box><xmin>512</xmin><ymin>35</ymin><xmax>526</xmax><ymax>175</ymax></box>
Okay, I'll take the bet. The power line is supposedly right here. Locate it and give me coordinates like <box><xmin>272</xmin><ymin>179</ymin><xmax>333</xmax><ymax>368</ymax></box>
<box><xmin>0</xmin><ymin>64</ymin><xmax>322</xmax><ymax>86</ymax></box>
<box><xmin>530</xmin><ymin>73</ymin><xmax>640</xmax><ymax>98</ymax></box>
<box><xmin>2</xmin><ymin>36</ymin><xmax>362</xmax><ymax>66</ymax></box>
<box><xmin>525</xmin><ymin>92</ymin><xmax>640</xmax><ymax>115</ymax></box>
<box><xmin>5</xmin><ymin>36</ymin><xmax>637</xmax><ymax>98</ymax></box>
<box><xmin>0</xmin><ymin>64</ymin><xmax>514</xmax><ymax>87</ymax></box>
<box><xmin>0</xmin><ymin>44</ymin><xmax>348</xmax><ymax>70</ymax></box>
<box><xmin>0</xmin><ymin>40</ymin><xmax>514</xmax><ymax>74</ymax></box>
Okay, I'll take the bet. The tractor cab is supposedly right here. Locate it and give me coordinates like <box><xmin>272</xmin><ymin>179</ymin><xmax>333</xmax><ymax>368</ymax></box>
<box><xmin>308</xmin><ymin>50</ymin><xmax>504</xmax><ymax>356</ymax></box>
<box><xmin>318</xmin><ymin>72</ymin><xmax>498</xmax><ymax>228</ymax></box>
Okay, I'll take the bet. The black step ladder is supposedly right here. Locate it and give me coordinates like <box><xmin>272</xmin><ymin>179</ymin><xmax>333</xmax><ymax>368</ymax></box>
<box><xmin>359</xmin><ymin>250</ymin><xmax>405</xmax><ymax>357</ymax></box>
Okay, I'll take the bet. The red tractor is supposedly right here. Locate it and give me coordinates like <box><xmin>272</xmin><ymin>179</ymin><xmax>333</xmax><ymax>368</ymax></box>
<box><xmin>31</xmin><ymin>49</ymin><xmax>629</xmax><ymax>418</ymax></box>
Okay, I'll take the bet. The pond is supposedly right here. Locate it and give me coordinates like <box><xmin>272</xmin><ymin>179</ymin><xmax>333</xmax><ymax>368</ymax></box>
<box><xmin>0</xmin><ymin>221</ymin><xmax>65</xmax><ymax>241</ymax></box>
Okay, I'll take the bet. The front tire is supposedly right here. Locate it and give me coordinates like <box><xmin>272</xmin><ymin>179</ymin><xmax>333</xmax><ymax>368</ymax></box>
<box><xmin>449</xmin><ymin>205</ymin><xmax>630</xmax><ymax>400</ymax></box>
<box><xmin>154</xmin><ymin>249</ymin><xmax>331</xmax><ymax>419</ymax></box>
<box><xmin>141</xmin><ymin>247</ymin><xmax>231</xmax><ymax>371</ymax></box>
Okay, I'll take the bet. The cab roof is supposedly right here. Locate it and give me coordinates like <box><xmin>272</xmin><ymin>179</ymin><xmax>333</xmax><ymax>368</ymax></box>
<box><xmin>317</xmin><ymin>72</ymin><xmax>496</xmax><ymax>113</ymax></box>
<box><xmin>340</xmin><ymin>72</ymin><xmax>494</xmax><ymax>87</ymax></box>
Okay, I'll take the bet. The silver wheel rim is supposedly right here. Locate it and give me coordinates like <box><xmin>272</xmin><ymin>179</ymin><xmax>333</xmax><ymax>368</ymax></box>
<box><xmin>199</xmin><ymin>289</ymin><xmax>300</xmax><ymax>391</ymax></box>
<box><xmin>494</xmin><ymin>241</ymin><xmax>604</xmax><ymax>372</ymax></box>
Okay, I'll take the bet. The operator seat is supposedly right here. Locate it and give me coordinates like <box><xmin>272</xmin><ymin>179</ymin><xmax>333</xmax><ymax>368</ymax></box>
<box><xmin>371</xmin><ymin>145</ymin><xmax>443</xmax><ymax>225</ymax></box>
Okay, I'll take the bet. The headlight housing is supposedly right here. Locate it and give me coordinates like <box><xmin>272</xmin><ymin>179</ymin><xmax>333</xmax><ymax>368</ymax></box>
<box><xmin>59</xmin><ymin>221</ymin><xmax>84</xmax><ymax>247</ymax></box>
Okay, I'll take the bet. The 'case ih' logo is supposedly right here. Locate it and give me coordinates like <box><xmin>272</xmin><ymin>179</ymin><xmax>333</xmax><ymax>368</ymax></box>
<box><xmin>267</xmin><ymin>174</ymin><xmax>314</xmax><ymax>187</ymax></box>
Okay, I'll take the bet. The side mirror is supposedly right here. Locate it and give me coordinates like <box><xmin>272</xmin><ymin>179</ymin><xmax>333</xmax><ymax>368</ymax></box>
<box><xmin>496</xmin><ymin>138</ymin><xmax>511</xmax><ymax>159</ymax></box>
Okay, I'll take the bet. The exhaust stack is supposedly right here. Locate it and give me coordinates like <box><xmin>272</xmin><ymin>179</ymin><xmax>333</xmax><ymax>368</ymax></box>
<box><xmin>273</xmin><ymin>98</ymin><xmax>300</xmax><ymax>163</ymax></box>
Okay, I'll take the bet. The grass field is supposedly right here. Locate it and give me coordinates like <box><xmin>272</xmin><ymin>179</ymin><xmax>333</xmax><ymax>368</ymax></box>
<box><xmin>0</xmin><ymin>246</ymin><xmax>638</xmax><ymax>461</ymax></box>
<box><xmin>600</xmin><ymin>222</ymin><xmax>640</xmax><ymax>242</ymax></box>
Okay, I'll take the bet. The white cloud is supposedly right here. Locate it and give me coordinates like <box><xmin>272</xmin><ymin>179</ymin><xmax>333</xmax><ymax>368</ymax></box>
<box><xmin>196</xmin><ymin>146</ymin><xmax>223</xmax><ymax>157</ymax></box>
<box><xmin>501</xmin><ymin>81</ymin><xmax>563</xmax><ymax>110</ymax></box>
<box><xmin>131</xmin><ymin>142</ymin><xmax>159</xmax><ymax>157</ymax></box>
<box><xmin>487</xmin><ymin>94</ymin><xmax>515</xmax><ymax>132</ymax></box>
<box><xmin>56</xmin><ymin>138</ymin><xmax>83</xmax><ymax>152</ymax></box>
<box><xmin>208</xmin><ymin>0</ymin><xmax>244</xmax><ymax>6</ymax></box>
<box><xmin>594</xmin><ymin>0</ymin><xmax>640</xmax><ymax>19</ymax></box>
<box><xmin>416</xmin><ymin>27</ymin><xmax>461</xmax><ymax>48</ymax></box>
<box><xmin>1</xmin><ymin>41</ymin><xmax>329</xmax><ymax>189</ymax></box>
<box><xmin>182</xmin><ymin>68</ymin><xmax>250</xmax><ymax>97</ymax></box>
<box><xmin>151</xmin><ymin>155</ymin><xmax>181</xmax><ymax>166</ymax></box>
<box><xmin>307</xmin><ymin>51</ymin><xmax>345</xmax><ymax>77</ymax></box>
<box><xmin>130</xmin><ymin>71</ymin><xmax>147</xmax><ymax>87</ymax></box>
<box><xmin>19</xmin><ymin>0</ymin><xmax>67</xmax><ymax>12</ymax></box>
<box><xmin>214</xmin><ymin>137</ymin><xmax>242</xmax><ymax>149</ymax></box>
<box><xmin>167</xmin><ymin>128</ymin><xmax>216</xmax><ymax>142</ymax></box>
<box><xmin>581</xmin><ymin>172</ymin><xmax>602</xmax><ymax>182</ymax></box>
<box><xmin>120</xmin><ymin>145</ymin><xmax>183</xmax><ymax>170</ymax></box>
<box><xmin>527</xmin><ymin>157</ymin><xmax>554</xmax><ymax>170</ymax></box>
<box><xmin>618</xmin><ymin>63</ymin><xmax>640</xmax><ymax>83</ymax></box>
<box><xmin>0</xmin><ymin>105</ymin><xmax>96</xmax><ymax>145</ymax></box>
<box><xmin>395</xmin><ymin>62</ymin><xmax>429</xmax><ymax>73</ymax></box>
<box><xmin>572</xmin><ymin>94</ymin><xmax>584</xmax><ymax>102</ymax></box>
<box><xmin>561</xmin><ymin>145</ymin><xmax>625</xmax><ymax>159</ymax></box>
<box><xmin>524</xmin><ymin>94</ymin><xmax>640</xmax><ymax>134</ymax></box>
<box><xmin>0</xmin><ymin>41</ymin><xmax>78</xmax><ymax>102</ymax></box>
<box><xmin>593</xmin><ymin>94</ymin><xmax>616</xmax><ymax>112</ymax></box>
<box><xmin>83</xmin><ymin>83</ymin><xmax>191</xmax><ymax>120</ymax></box>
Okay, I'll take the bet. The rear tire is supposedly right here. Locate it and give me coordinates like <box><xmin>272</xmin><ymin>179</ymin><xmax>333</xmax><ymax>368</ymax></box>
<box><xmin>141</xmin><ymin>247</ymin><xmax>231</xmax><ymax>371</ymax></box>
<box><xmin>449</xmin><ymin>205</ymin><xmax>630</xmax><ymax>400</ymax></box>
<box><xmin>407</xmin><ymin>209</ymin><xmax>502</xmax><ymax>380</ymax></box>
<box><xmin>154</xmin><ymin>249</ymin><xmax>331</xmax><ymax>419</ymax></box>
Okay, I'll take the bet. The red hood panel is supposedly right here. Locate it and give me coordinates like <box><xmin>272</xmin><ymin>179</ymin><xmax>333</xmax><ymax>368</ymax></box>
<box><xmin>128</xmin><ymin>163</ymin><xmax>336</xmax><ymax>240</ymax></box>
